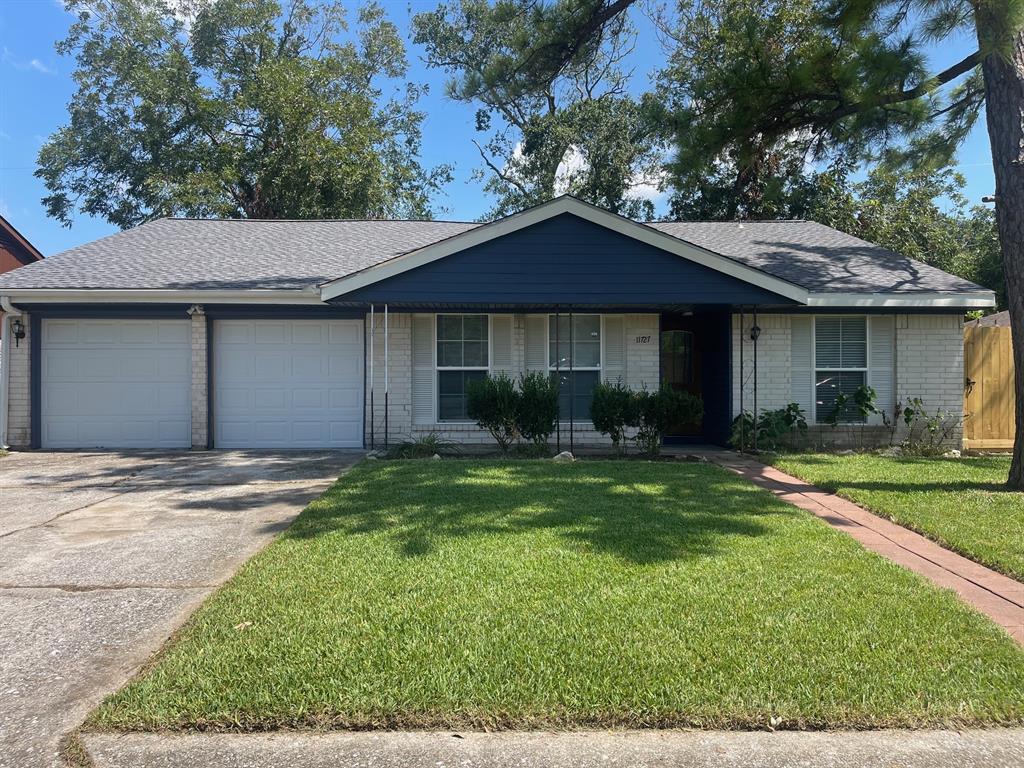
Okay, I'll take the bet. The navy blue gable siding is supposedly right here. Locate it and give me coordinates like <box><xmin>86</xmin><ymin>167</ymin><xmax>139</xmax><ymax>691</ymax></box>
<box><xmin>339</xmin><ymin>214</ymin><xmax>797</xmax><ymax>306</ymax></box>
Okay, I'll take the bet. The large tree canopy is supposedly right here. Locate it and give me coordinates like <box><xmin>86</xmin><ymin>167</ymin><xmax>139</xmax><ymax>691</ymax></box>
<box><xmin>37</xmin><ymin>0</ymin><xmax>449</xmax><ymax>226</ymax></box>
<box><xmin>412</xmin><ymin>0</ymin><xmax>665</xmax><ymax>218</ymax></box>
<box><xmin>458</xmin><ymin>0</ymin><xmax>1024</xmax><ymax>486</ymax></box>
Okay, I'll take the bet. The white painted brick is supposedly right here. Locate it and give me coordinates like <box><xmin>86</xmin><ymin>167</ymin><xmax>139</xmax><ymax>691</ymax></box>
<box><xmin>4</xmin><ymin>312</ymin><xmax>30</xmax><ymax>447</ymax></box>
<box><xmin>190</xmin><ymin>309</ymin><xmax>208</xmax><ymax>449</ymax></box>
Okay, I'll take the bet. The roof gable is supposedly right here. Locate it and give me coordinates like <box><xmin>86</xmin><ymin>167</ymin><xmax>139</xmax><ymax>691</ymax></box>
<box><xmin>321</xmin><ymin>196</ymin><xmax>808</xmax><ymax>304</ymax></box>
<box><xmin>332</xmin><ymin>211</ymin><xmax>800</xmax><ymax>306</ymax></box>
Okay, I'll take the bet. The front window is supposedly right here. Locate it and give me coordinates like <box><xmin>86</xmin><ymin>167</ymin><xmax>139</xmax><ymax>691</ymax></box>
<box><xmin>437</xmin><ymin>314</ymin><xmax>488</xmax><ymax>421</ymax></box>
<box><xmin>815</xmin><ymin>316</ymin><xmax>867</xmax><ymax>423</ymax></box>
<box><xmin>549</xmin><ymin>314</ymin><xmax>601</xmax><ymax>419</ymax></box>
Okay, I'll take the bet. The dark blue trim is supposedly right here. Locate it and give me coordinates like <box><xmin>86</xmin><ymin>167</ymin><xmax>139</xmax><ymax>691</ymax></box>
<box><xmin>29</xmin><ymin>315</ymin><xmax>41</xmax><ymax>449</ymax></box>
<box><xmin>203</xmin><ymin>305</ymin><xmax>363</xmax><ymax>319</ymax></box>
<box><xmin>18</xmin><ymin>304</ymin><xmax>191</xmax><ymax>318</ymax></box>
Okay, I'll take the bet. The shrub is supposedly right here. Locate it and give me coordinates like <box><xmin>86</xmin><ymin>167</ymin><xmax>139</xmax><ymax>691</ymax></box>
<box><xmin>896</xmin><ymin>397</ymin><xmax>964</xmax><ymax>455</ymax></box>
<box><xmin>730</xmin><ymin>403</ymin><xmax>808</xmax><ymax>452</ymax></box>
<box><xmin>387</xmin><ymin>433</ymin><xmax>463</xmax><ymax>459</ymax></box>
<box><xmin>590</xmin><ymin>379</ymin><xmax>639</xmax><ymax>454</ymax></box>
<box><xmin>466</xmin><ymin>373</ymin><xmax>520</xmax><ymax>452</ymax></box>
<box><xmin>635</xmin><ymin>385</ymin><xmax>703</xmax><ymax>456</ymax></box>
<box><xmin>517</xmin><ymin>371</ymin><xmax>559</xmax><ymax>448</ymax></box>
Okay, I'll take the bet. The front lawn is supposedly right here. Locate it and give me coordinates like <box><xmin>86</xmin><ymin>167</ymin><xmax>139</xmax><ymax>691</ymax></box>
<box><xmin>773</xmin><ymin>454</ymin><xmax>1024</xmax><ymax>580</ymax></box>
<box><xmin>93</xmin><ymin>461</ymin><xmax>1024</xmax><ymax>731</ymax></box>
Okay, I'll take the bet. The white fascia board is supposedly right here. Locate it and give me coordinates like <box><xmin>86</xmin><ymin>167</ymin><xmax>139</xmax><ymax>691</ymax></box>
<box><xmin>319</xmin><ymin>196</ymin><xmax>809</xmax><ymax>304</ymax></box>
<box><xmin>0</xmin><ymin>289</ymin><xmax>325</xmax><ymax>305</ymax></box>
<box><xmin>806</xmin><ymin>292</ymin><xmax>996</xmax><ymax>308</ymax></box>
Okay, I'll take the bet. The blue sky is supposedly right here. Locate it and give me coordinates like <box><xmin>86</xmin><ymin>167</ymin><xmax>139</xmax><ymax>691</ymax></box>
<box><xmin>0</xmin><ymin>0</ymin><xmax>997</xmax><ymax>256</ymax></box>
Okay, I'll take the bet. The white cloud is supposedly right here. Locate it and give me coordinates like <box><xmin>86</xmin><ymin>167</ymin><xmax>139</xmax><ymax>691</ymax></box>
<box><xmin>29</xmin><ymin>59</ymin><xmax>55</xmax><ymax>75</ymax></box>
<box><xmin>2</xmin><ymin>47</ymin><xmax>56</xmax><ymax>75</ymax></box>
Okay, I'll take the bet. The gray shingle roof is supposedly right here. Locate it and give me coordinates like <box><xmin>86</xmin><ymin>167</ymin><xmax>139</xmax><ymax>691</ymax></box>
<box><xmin>647</xmin><ymin>220</ymin><xmax>986</xmax><ymax>294</ymax></box>
<box><xmin>0</xmin><ymin>212</ymin><xmax>988</xmax><ymax>295</ymax></box>
<box><xmin>0</xmin><ymin>218</ymin><xmax>477</xmax><ymax>291</ymax></box>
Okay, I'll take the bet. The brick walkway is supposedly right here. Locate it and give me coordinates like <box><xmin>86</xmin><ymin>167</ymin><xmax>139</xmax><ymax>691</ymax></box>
<box><xmin>693</xmin><ymin>450</ymin><xmax>1024</xmax><ymax>645</ymax></box>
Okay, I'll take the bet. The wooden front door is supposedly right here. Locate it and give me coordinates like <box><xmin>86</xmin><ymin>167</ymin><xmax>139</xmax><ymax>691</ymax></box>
<box><xmin>964</xmin><ymin>325</ymin><xmax>1016</xmax><ymax>449</ymax></box>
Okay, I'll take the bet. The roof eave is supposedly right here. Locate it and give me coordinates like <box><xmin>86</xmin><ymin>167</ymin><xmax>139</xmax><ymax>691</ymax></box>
<box><xmin>806</xmin><ymin>291</ymin><xmax>996</xmax><ymax>308</ymax></box>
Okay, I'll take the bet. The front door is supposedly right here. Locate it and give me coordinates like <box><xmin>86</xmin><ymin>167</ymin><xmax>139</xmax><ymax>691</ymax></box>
<box><xmin>661</xmin><ymin>314</ymin><xmax>702</xmax><ymax>438</ymax></box>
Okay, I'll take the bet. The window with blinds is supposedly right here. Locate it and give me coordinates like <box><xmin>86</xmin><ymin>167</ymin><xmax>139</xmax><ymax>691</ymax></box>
<box><xmin>814</xmin><ymin>316</ymin><xmax>868</xmax><ymax>423</ymax></box>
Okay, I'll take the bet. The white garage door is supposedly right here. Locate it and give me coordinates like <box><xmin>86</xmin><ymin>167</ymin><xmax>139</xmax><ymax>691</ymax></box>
<box><xmin>41</xmin><ymin>318</ymin><xmax>192</xmax><ymax>448</ymax></box>
<box><xmin>213</xmin><ymin>319</ymin><xmax>363</xmax><ymax>448</ymax></box>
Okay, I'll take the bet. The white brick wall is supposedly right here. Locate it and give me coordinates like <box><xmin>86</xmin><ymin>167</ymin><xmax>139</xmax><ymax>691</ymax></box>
<box><xmin>732</xmin><ymin>313</ymin><xmax>791</xmax><ymax>416</ymax></box>
<box><xmin>4</xmin><ymin>313</ymin><xmax>30</xmax><ymax>448</ymax></box>
<box><xmin>894</xmin><ymin>313</ymin><xmax>965</xmax><ymax>445</ymax></box>
<box><xmin>369</xmin><ymin>312</ymin><xmax>660</xmax><ymax>449</ymax></box>
<box><xmin>190</xmin><ymin>308</ymin><xmax>208</xmax><ymax>449</ymax></box>
<box><xmin>730</xmin><ymin>312</ymin><xmax>965</xmax><ymax>447</ymax></box>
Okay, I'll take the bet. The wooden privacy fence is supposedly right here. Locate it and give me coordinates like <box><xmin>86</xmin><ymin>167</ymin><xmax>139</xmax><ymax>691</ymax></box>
<box><xmin>964</xmin><ymin>324</ymin><xmax>1016</xmax><ymax>449</ymax></box>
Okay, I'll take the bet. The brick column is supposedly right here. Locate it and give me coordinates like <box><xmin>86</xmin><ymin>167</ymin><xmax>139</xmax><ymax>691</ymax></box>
<box><xmin>189</xmin><ymin>306</ymin><xmax>209</xmax><ymax>449</ymax></box>
<box><xmin>4</xmin><ymin>312</ymin><xmax>31</xmax><ymax>448</ymax></box>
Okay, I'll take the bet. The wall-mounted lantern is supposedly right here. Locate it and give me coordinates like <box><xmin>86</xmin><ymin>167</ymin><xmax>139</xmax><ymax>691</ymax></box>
<box><xmin>749</xmin><ymin>324</ymin><xmax>761</xmax><ymax>342</ymax></box>
<box><xmin>11</xmin><ymin>318</ymin><xmax>25</xmax><ymax>348</ymax></box>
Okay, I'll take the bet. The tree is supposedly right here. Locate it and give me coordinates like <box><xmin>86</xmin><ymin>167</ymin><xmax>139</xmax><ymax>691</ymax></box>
<box><xmin>37</xmin><ymin>0</ymin><xmax>449</xmax><ymax>227</ymax></box>
<box><xmin>412</xmin><ymin>0</ymin><xmax>665</xmax><ymax>218</ymax></box>
<box><xmin>465</xmin><ymin>0</ymin><xmax>1024</xmax><ymax>486</ymax></box>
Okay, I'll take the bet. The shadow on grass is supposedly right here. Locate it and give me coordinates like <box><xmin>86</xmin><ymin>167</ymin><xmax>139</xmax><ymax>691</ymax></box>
<box><xmin>284</xmin><ymin>462</ymin><xmax>797</xmax><ymax>564</ymax></box>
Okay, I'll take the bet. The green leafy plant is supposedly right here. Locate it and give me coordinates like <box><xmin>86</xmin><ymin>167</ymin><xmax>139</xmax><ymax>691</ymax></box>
<box><xmin>730</xmin><ymin>403</ymin><xmax>808</xmax><ymax>453</ymax></box>
<box><xmin>590</xmin><ymin>379</ymin><xmax>640</xmax><ymax>455</ymax></box>
<box><xmin>387</xmin><ymin>433</ymin><xmax>463</xmax><ymax>459</ymax></box>
<box><xmin>898</xmin><ymin>397</ymin><xmax>964</xmax><ymax>455</ymax></box>
<box><xmin>466</xmin><ymin>373</ymin><xmax>521</xmax><ymax>453</ymax></box>
<box><xmin>516</xmin><ymin>371</ymin><xmax>559</xmax><ymax>448</ymax></box>
<box><xmin>635</xmin><ymin>386</ymin><xmax>703</xmax><ymax>456</ymax></box>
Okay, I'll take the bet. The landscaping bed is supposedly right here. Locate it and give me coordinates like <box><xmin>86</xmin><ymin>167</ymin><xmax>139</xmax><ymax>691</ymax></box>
<box><xmin>772</xmin><ymin>454</ymin><xmax>1024</xmax><ymax>580</ymax></box>
<box><xmin>92</xmin><ymin>460</ymin><xmax>1024</xmax><ymax>731</ymax></box>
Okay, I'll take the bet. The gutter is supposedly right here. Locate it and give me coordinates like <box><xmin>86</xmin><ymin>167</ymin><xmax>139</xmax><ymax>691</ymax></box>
<box><xmin>0</xmin><ymin>296</ymin><xmax>23</xmax><ymax>449</ymax></box>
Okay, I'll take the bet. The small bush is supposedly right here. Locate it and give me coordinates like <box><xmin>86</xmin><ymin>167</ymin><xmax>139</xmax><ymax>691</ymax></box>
<box><xmin>730</xmin><ymin>403</ymin><xmax>808</xmax><ymax>452</ymax></box>
<box><xmin>635</xmin><ymin>385</ymin><xmax>703</xmax><ymax>456</ymax></box>
<box><xmin>591</xmin><ymin>379</ymin><xmax>639</xmax><ymax>454</ymax></box>
<box><xmin>466</xmin><ymin>373</ymin><xmax>520</xmax><ymax>452</ymax></box>
<box><xmin>517</xmin><ymin>371</ymin><xmax>559</xmax><ymax>448</ymax></box>
<box><xmin>387</xmin><ymin>433</ymin><xmax>463</xmax><ymax>459</ymax></box>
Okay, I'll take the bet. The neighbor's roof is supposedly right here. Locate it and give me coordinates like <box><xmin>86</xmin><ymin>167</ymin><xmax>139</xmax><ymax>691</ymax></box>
<box><xmin>0</xmin><ymin>210</ymin><xmax>988</xmax><ymax>295</ymax></box>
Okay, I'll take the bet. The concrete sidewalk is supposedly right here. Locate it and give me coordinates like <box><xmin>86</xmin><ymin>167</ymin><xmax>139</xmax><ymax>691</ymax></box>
<box><xmin>81</xmin><ymin>729</ymin><xmax>1024</xmax><ymax>768</ymax></box>
<box><xmin>701</xmin><ymin>451</ymin><xmax>1024</xmax><ymax>644</ymax></box>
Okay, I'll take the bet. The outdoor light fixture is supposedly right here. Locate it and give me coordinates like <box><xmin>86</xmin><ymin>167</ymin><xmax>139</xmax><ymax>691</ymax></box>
<box><xmin>11</xmin><ymin>318</ymin><xmax>25</xmax><ymax>348</ymax></box>
<box><xmin>749</xmin><ymin>324</ymin><xmax>761</xmax><ymax>342</ymax></box>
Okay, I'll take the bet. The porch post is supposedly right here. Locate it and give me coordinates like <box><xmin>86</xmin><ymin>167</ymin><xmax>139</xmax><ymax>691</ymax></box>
<box><xmin>569</xmin><ymin>308</ymin><xmax>575</xmax><ymax>454</ymax></box>
<box><xmin>555</xmin><ymin>308</ymin><xmax>561</xmax><ymax>453</ymax></box>
<box><xmin>369</xmin><ymin>304</ymin><xmax>375</xmax><ymax>450</ymax></box>
<box><xmin>752</xmin><ymin>307</ymin><xmax>759</xmax><ymax>452</ymax></box>
<box><xmin>738</xmin><ymin>307</ymin><xmax>745</xmax><ymax>451</ymax></box>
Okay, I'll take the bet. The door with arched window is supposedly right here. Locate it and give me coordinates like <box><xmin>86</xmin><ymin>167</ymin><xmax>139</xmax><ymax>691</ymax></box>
<box><xmin>661</xmin><ymin>315</ymin><xmax>703</xmax><ymax>438</ymax></box>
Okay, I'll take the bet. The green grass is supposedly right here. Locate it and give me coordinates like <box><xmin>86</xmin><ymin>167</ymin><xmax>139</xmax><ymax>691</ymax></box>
<box><xmin>92</xmin><ymin>460</ymin><xmax>1024</xmax><ymax>731</ymax></box>
<box><xmin>772</xmin><ymin>454</ymin><xmax>1024</xmax><ymax>580</ymax></box>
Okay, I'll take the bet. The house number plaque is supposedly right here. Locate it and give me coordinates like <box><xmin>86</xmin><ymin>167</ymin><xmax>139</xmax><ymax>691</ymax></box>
<box><xmin>634</xmin><ymin>335</ymin><xmax>652</xmax><ymax>344</ymax></box>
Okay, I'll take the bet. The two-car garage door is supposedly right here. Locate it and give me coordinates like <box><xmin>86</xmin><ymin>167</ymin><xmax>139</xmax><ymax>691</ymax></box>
<box><xmin>39</xmin><ymin>317</ymin><xmax>363</xmax><ymax>449</ymax></box>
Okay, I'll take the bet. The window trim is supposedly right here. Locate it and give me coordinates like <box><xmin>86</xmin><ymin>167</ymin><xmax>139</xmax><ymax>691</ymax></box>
<box><xmin>811</xmin><ymin>314</ymin><xmax>871</xmax><ymax>424</ymax></box>
<box><xmin>434</xmin><ymin>313</ymin><xmax>491</xmax><ymax>423</ymax></box>
<box><xmin>547</xmin><ymin>313</ymin><xmax>604</xmax><ymax>424</ymax></box>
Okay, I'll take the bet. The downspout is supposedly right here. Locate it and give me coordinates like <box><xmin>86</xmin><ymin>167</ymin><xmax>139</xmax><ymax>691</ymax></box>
<box><xmin>0</xmin><ymin>296</ymin><xmax>23</xmax><ymax>450</ymax></box>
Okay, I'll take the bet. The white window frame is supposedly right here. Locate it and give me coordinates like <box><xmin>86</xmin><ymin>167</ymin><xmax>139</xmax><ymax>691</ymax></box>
<box><xmin>811</xmin><ymin>314</ymin><xmax>870</xmax><ymax>424</ymax></box>
<box><xmin>547</xmin><ymin>313</ymin><xmax>603</xmax><ymax>423</ymax></box>
<box><xmin>434</xmin><ymin>313</ymin><xmax>491</xmax><ymax>423</ymax></box>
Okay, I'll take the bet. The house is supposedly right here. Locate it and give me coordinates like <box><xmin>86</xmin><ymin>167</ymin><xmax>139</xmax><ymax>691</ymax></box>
<box><xmin>0</xmin><ymin>214</ymin><xmax>43</xmax><ymax>338</ymax></box>
<box><xmin>0</xmin><ymin>197</ymin><xmax>993</xmax><ymax>451</ymax></box>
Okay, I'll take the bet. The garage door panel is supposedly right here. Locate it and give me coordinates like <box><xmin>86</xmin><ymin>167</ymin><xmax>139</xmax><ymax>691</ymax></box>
<box><xmin>214</xmin><ymin>319</ymin><xmax>363</xmax><ymax>448</ymax></box>
<box><xmin>41</xmin><ymin>318</ymin><xmax>191</xmax><ymax>448</ymax></box>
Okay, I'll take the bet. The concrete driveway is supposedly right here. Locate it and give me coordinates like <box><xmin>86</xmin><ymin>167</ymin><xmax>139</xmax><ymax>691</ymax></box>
<box><xmin>0</xmin><ymin>449</ymin><xmax>361</xmax><ymax>768</ymax></box>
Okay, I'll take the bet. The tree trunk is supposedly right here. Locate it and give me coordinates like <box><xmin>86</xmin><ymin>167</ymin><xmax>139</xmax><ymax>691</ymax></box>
<box><xmin>979</xmin><ymin>29</ymin><xmax>1024</xmax><ymax>488</ymax></box>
